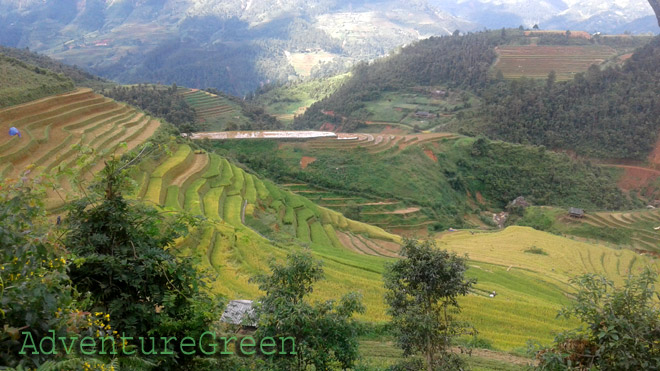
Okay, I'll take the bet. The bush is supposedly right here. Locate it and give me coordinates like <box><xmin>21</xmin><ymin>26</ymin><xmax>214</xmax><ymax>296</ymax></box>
<box><xmin>537</xmin><ymin>269</ymin><xmax>660</xmax><ymax>370</ymax></box>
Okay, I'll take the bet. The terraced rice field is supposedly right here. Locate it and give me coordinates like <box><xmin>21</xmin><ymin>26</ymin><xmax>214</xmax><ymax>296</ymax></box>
<box><xmin>280</xmin><ymin>183</ymin><xmax>432</xmax><ymax>236</ymax></box>
<box><xmin>132</xmin><ymin>142</ymin><xmax>401</xmax><ymax>260</ymax></box>
<box><xmin>494</xmin><ymin>45</ymin><xmax>618</xmax><ymax>80</ymax></box>
<box><xmin>304</xmin><ymin>132</ymin><xmax>457</xmax><ymax>154</ymax></box>
<box><xmin>0</xmin><ymin>88</ymin><xmax>160</xmax><ymax>208</ymax></box>
<box><xmin>578</xmin><ymin>209</ymin><xmax>660</xmax><ymax>254</ymax></box>
<box><xmin>180</xmin><ymin>89</ymin><xmax>242</xmax><ymax>131</ymax></box>
<box><xmin>140</xmin><ymin>144</ymin><xmax>660</xmax><ymax>350</ymax></box>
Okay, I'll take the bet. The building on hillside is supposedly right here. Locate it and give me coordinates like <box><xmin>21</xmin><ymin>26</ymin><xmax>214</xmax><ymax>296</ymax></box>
<box><xmin>220</xmin><ymin>300</ymin><xmax>257</xmax><ymax>330</ymax></box>
<box><xmin>568</xmin><ymin>207</ymin><xmax>585</xmax><ymax>218</ymax></box>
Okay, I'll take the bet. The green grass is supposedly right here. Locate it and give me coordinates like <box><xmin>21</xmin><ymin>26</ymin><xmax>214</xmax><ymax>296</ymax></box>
<box><xmin>0</xmin><ymin>54</ymin><xmax>74</xmax><ymax>108</ymax></box>
<box><xmin>90</xmin><ymin>140</ymin><xmax>660</xmax><ymax>353</ymax></box>
<box><xmin>181</xmin><ymin>90</ymin><xmax>246</xmax><ymax>131</ymax></box>
<box><xmin>223</xmin><ymin>195</ymin><xmax>244</xmax><ymax>227</ymax></box>
<box><xmin>254</xmin><ymin>74</ymin><xmax>349</xmax><ymax>124</ymax></box>
<box><xmin>184</xmin><ymin>178</ymin><xmax>207</xmax><ymax>216</ymax></box>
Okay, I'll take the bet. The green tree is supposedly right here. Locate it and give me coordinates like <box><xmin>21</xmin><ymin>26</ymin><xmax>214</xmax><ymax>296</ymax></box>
<box><xmin>251</xmin><ymin>250</ymin><xmax>365</xmax><ymax>371</ymax></box>
<box><xmin>384</xmin><ymin>239</ymin><xmax>476</xmax><ymax>371</ymax></box>
<box><xmin>64</xmin><ymin>158</ymin><xmax>222</xmax><ymax>370</ymax></box>
<box><xmin>0</xmin><ymin>176</ymin><xmax>77</xmax><ymax>368</ymax></box>
<box><xmin>537</xmin><ymin>269</ymin><xmax>660</xmax><ymax>370</ymax></box>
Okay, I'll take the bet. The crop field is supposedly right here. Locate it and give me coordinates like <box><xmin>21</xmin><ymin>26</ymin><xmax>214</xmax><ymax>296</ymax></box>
<box><xmin>494</xmin><ymin>45</ymin><xmax>618</xmax><ymax>80</ymax></box>
<box><xmin>301</xmin><ymin>132</ymin><xmax>458</xmax><ymax>154</ymax></box>
<box><xmin>519</xmin><ymin>206</ymin><xmax>660</xmax><ymax>255</ymax></box>
<box><xmin>0</xmin><ymin>88</ymin><xmax>160</xmax><ymax>208</ymax></box>
<box><xmin>286</xmin><ymin>50</ymin><xmax>338</xmax><ymax>77</ymax></box>
<box><xmin>329</xmin><ymin>88</ymin><xmax>479</xmax><ymax>133</ymax></box>
<box><xmin>5</xmin><ymin>89</ymin><xmax>658</xmax><ymax>355</ymax></box>
<box><xmin>142</xmin><ymin>156</ymin><xmax>659</xmax><ymax>351</ymax></box>
<box><xmin>180</xmin><ymin>89</ymin><xmax>244</xmax><ymax>131</ymax></box>
<box><xmin>280</xmin><ymin>183</ymin><xmax>433</xmax><ymax>236</ymax></box>
<box><xmin>579</xmin><ymin>209</ymin><xmax>660</xmax><ymax>254</ymax></box>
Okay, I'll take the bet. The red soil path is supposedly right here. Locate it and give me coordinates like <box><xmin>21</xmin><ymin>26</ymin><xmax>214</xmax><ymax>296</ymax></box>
<box><xmin>423</xmin><ymin>149</ymin><xmax>438</xmax><ymax>162</ymax></box>
<box><xmin>300</xmin><ymin>156</ymin><xmax>317</xmax><ymax>169</ymax></box>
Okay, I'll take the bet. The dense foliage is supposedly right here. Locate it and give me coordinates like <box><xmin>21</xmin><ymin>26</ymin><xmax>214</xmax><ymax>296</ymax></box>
<box><xmin>64</xmin><ymin>158</ymin><xmax>223</xmax><ymax>369</ymax></box>
<box><xmin>0</xmin><ymin>176</ymin><xmax>79</xmax><ymax>368</ymax></box>
<box><xmin>537</xmin><ymin>269</ymin><xmax>660</xmax><ymax>370</ymax></box>
<box><xmin>102</xmin><ymin>84</ymin><xmax>199</xmax><ymax>132</ymax></box>
<box><xmin>293</xmin><ymin>30</ymin><xmax>512</xmax><ymax>129</ymax></box>
<box><xmin>483</xmin><ymin>37</ymin><xmax>660</xmax><ymax>159</ymax></box>
<box><xmin>384</xmin><ymin>239</ymin><xmax>475</xmax><ymax>371</ymax></box>
<box><xmin>207</xmin><ymin>137</ymin><xmax>634</xmax><ymax>231</ymax></box>
<box><xmin>251</xmin><ymin>250</ymin><xmax>365</xmax><ymax>371</ymax></box>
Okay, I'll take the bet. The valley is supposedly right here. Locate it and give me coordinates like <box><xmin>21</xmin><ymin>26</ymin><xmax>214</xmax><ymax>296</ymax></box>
<box><xmin>2</xmin><ymin>13</ymin><xmax>660</xmax><ymax>369</ymax></box>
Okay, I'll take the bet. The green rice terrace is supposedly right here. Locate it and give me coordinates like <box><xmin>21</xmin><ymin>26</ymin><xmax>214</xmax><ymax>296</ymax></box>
<box><xmin>0</xmin><ymin>84</ymin><xmax>658</xmax><ymax>356</ymax></box>
<box><xmin>516</xmin><ymin>206</ymin><xmax>660</xmax><ymax>255</ymax></box>
<box><xmin>128</xmin><ymin>139</ymin><xmax>659</xmax><ymax>351</ymax></box>
<box><xmin>180</xmin><ymin>88</ymin><xmax>246</xmax><ymax>131</ymax></box>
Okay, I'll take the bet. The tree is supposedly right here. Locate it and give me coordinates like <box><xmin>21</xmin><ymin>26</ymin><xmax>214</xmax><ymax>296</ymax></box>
<box><xmin>251</xmin><ymin>250</ymin><xmax>365</xmax><ymax>371</ymax></box>
<box><xmin>64</xmin><ymin>157</ymin><xmax>222</xmax><ymax>369</ymax></box>
<box><xmin>537</xmin><ymin>269</ymin><xmax>660</xmax><ymax>370</ymax></box>
<box><xmin>0</xmin><ymin>176</ymin><xmax>77</xmax><ymax>368</ymax></box>
<box><xmin>384</xmin><ymin>239</ymin><xmax>476</xmax><ymax>371</ymax></box>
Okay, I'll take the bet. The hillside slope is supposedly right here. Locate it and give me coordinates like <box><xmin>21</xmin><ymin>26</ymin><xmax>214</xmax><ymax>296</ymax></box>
<box><xmin>0</xmin><ymin>85</ymin><xmax>657</xmax><ymax>352</ymax></box>
<box><xmin>0</xmin><ymin>88</ymin><xmax>161</xmax><ymax>208</ymax></box>
<box><xmin>0</xmin><ymin>54</ymin><xmax>74</xmax><ymax>108</ymax></box>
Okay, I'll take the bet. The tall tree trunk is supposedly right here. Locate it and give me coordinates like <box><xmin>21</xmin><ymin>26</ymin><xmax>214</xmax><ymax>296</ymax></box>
<box><xmin>649</xmin><ymin>0</ymin><xmax>660</xmax><ymax>27</ymax></box>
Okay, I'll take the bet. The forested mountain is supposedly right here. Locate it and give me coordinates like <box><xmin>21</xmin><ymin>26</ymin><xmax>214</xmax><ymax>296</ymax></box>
<box><xmin>483</xmin><ymin>37</ymin><xmax>660</xmax><ymax>160</ymax></box>
<box><xmin>0</xmin><ymin>0</ymin><xmax>474</xmax><ymax>95</ymax></box>
<box><xmin>295</xmin><ymin>30</ymin><xmax>660</xmax><ymax>160</ymax></box>
<box><xmin>0</xmin><ymin>1</ymin><xmax>657</xmax><ymax>96</ymax></box>
<box><xmin>293</xmin><ymin>30</ymin><xmax>505</xmax><ymax>130</ymax></box>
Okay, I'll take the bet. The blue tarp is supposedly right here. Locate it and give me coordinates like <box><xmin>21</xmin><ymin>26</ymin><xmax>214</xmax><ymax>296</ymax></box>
<box><xmin>8</xmin><ymin>127</ymin><xmax>21</xmax><ymax>138</ymax></box>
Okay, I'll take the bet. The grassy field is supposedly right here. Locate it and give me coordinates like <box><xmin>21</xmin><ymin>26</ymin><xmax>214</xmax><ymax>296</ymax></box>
<box><xmin>133</xmin><ymin>140</ymin><xmax>658</xmax><ymax>352</ymax></box>
<box><xmin>0</xmin><ymin>54</ymin><xmax>74</xmax><ymax>108</ymax></box>
<box><xmin>351</xmin><ymin>87</ymin><xmax>480</xmax><ymax>133</ymax></box>
<box><xmin>516</xmin><ymin>205</ymin><xmax>660</xmax><ymax>255</ymax></box>
<box><xmin>253</xmin><ymin>74</ymin><xmax>349</xmax><ymax>124</ymax></box>
<box><xmin>124</xmin><ymin>146</ymin><xmax>660</xmax><ymax>350</ymax></box>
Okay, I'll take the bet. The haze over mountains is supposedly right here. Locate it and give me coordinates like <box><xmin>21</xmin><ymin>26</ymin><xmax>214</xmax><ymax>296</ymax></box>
<box><xmin>0</xmin><ymin>0</ymin><xmax>656</xmax><ymax>95</ymax></box>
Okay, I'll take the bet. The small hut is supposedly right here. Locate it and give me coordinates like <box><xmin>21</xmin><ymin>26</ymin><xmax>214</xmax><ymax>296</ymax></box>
<box><xmin>220</xmin><ymin>300</ymin><xmax>257</xmax><ymax>330</ymax></box>
<box><xmin>569</xmin><ymin>207</ymin><xmax>585</xmax><ymax>218</ymax></box>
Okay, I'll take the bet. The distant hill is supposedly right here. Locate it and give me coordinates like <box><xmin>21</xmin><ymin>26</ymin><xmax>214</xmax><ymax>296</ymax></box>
<box><xmin>1</xmin><ymin>0</ymin><xmax>656</xmax><ymax>96</ymax></box>
<box><xmin>0</xmin><ymin>54</ymin><xmax>74</xmax><ymax>108</ymax></box>
<box><xmin>0</xmin><ymin>0</ymin><xmax>475</xmax><ymax>96</ymax></box>
<box><xmin>0</xmin><ymin>45</ymin><xmax>111</xmax><ymax>90</ymax></box>
<box><xmin>293</xmin><ymin>30</ymin><xmax>659</xmax><ymax>160</ymax></box>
